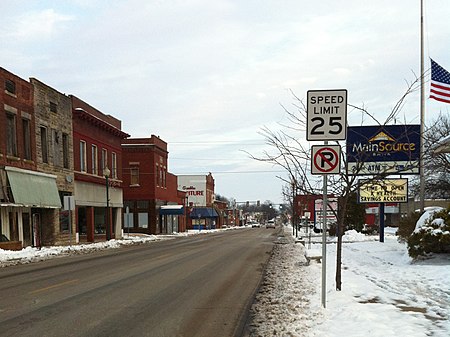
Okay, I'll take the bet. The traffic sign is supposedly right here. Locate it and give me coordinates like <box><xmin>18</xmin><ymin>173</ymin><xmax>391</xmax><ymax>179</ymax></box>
<box><xmin>311</xmin><ymin>145</ymin><xmax>341</xmax><ymax>174</ymax></box>
<box><xmin>307</xmin><ymin>89</ymin><xmax>347</xmax><ymax>141</ymax></box>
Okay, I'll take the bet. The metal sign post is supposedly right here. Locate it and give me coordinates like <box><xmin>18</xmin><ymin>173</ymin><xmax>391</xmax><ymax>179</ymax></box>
<box><xmin>322</xmin><ymin>141</ymin><xmax>328</xmax><ymax>309</ymax></box>
<box><xmin>307</xmin><ymin>89</ymin><xmax>348</xmax><ymax>309</ymax></box>
<box><xmin>126</xmin><ymin>206</ymin><xmax>130</xmax><ymax>237</ymax></box>
<box><xmin>64</xmin><ymin>196</ymin><xmax>75</xmax><ymax>247</ymax></box>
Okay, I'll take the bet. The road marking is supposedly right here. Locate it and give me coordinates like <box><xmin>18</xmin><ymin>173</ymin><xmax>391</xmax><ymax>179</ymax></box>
<box><xmin>29</xmin><ymin>279</ymin><xmax>79</xmax><ymax>295</ymax></box>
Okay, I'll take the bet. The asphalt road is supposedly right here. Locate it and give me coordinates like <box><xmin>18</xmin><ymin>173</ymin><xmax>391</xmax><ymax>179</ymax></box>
<box><xmin>0</xmin><ymin>227</ymin><xmax>276</xmax><ymax>337</ymax></box>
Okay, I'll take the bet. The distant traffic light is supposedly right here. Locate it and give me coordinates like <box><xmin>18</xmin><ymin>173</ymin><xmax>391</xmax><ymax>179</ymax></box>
<box><xmin>246</xmin><ymin>201</ymin><xmax>249</xmax><ymax>207</ymax></box>
<box><xmin>257</xmin><ymin>200</ymin><xmax>260</xmax><ymax>207</ymax></box>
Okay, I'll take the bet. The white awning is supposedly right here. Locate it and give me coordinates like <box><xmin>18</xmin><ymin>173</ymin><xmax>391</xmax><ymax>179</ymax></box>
<box><xmin>5</xmin><ymin>167</ymin><xmax>61</xmax><ymax>208</ymax></box>
<box><xmin>160</xmin><ymin>205</ymin><xmax>184</xmax><ymax>215</ymax></box>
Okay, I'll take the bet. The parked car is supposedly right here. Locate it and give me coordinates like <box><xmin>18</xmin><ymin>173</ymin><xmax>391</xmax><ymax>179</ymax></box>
<box><xmin>251</xmin><ymin>221</ymin><xmax>261</xmax><ymax>228</ymax></box>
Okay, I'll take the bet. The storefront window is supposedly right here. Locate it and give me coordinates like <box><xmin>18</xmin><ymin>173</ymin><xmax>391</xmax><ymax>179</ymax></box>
<box><xmin>138</xmin><ymin>213</ymin><xmax>148</xmax><ymax>228</ymax></box>
<box><xmin>94</xmin><ymin>207</ymin><xmax>106</xmax><ymax>234</ymax></box>
<box><xmin>124</xmin><ymin>212</ymin><xmax>133</xmax><ymax>228</ymax></box>
<box><xmin>77</xmin><ymin>207</ymin><xmax>87</xmax><ymax>235</ymax></box>
<box><xmin>60</xmin><ymin>210</ymin><xmax>70</xmax><ymax>232</ymax></box>
<box><xmin>59</xmin><ymin>192</ymin><xmax>71</xmax><ymax>232</ymax></box>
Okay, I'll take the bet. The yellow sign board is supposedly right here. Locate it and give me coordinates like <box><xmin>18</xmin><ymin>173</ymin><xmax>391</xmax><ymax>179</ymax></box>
<box><xmin>358</xmin><ymin>179</ymin><xmax>408</xmax><ymax>203</ymax></box>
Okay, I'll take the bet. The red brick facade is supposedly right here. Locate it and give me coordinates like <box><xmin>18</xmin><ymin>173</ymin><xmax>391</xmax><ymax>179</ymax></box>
<box><xmin>1</xmin><ymin>68</ymin><xmax>65</xmax><ymax>250</ymax></box>
<box><xmin>71</xmin><ymin>95</ymin><xmax>129</xmax><ymax>242</ymax></box>
<box><xmin>0</xmin><ymin>67</ymin><xmax>36</xmax><ymax>171</ymax></box>
<box><xmin>122</xmin><ymin>135</ymin><xmax>186</xmax><ymax>234</ymax></box>
<box><xmin>0</xmin><ymin>68</ymin><xmax>36</xmax><ymax>249</ymax></box>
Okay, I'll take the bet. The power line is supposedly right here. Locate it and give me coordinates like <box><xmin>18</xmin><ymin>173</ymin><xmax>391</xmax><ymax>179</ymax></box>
<box><xmin>171</xmin><ymin>157</ymin><xmax>249</xmax><ymax>161</ymax></box>
<box><xmin>174</xmin><ymin>170</ymin><xmax>285</xmax><ymax>175</ymax></box>
<box><xmin>169</xmin><ymin>140</ymin><xmax>265</xmax><ymax>146</ymax></box>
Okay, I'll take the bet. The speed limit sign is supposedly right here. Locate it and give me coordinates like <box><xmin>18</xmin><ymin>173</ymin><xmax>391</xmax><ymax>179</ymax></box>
<box><xmin>307</xmin><ymin>89</ymin><xmax>347</xmax><ymax>141</ymax></box>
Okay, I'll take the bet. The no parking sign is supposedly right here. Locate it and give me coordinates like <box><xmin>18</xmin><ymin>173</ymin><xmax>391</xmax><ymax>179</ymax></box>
<box><xmin>311</xmin><ymin>145</ymin><xmax>341</xmax><ymax>175</ymax></box>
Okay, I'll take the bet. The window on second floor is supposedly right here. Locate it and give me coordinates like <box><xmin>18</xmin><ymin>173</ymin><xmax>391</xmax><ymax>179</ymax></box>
<box><xmin>156</xmin><ymin>165</ymin><xmax>160</xmax><ymax>187</ymax></box>
<box><xmin>91</xmin><ymin>145</ymin><xmax>98</xmax><ymax>175</ymax></box>
<box><xmin>49</xmin><ymin>101</ymin><xmax>57</xmax><ymax>113</ymax></box>
<box><xmin>62</xmin><ymin>133</ymin><xmax>69</xmax><ymax>169</ymax></box>
<box><xmin>53</xmin><ymin>130</ymin><xmax>61</xmax><ymax>167</ymax></box>
<box><xmin>102</xmin><ymin>148</ymin><xmax>107</xmax><ymax>171</ymax></box>
<box><xmin>40</xmin><ymin>127</ymin><xmax>48</xmax><ymax>163</ymax></box>
<box><xmin>130</xmin><ymin>167</ymin><xmax>139</xmax><ymax>186</ymax></box>
<box><xmin>162</xmin><ymin>167</ymin><xmax>166</xmax><ymax>188</ymax></box>
<box><xmin>22</xmin><ymin>118</ymin><xmax>31</xmax><ymax>160</ymax></box>
<box><xmin>80</xmin><ymin>141</ymin><xmax>87</xmax><ymax>172</ymax></box>
<box><xmin>6</xmin><ymin>113</ymin><xmax>17</xmax><ymax>156</ymax></box>
<box><xmin>112</xmin><ymin>152</ymin><xmax>117</xmax><ymax>179</ymax></box>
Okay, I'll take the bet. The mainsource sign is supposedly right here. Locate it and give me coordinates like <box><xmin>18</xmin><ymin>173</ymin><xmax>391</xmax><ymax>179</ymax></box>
<box><xmin>358</xmin><ymin>178</ymin><xmax>408</xmax><ymax>203</ymax></box>
<box><xmin>346</xmin><ymin>125</ymin><xmax>420</xmax><ymax>175</ymax></box>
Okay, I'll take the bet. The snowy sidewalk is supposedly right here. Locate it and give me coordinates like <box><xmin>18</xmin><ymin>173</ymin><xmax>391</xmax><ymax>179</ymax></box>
<box><xmin>246</xmin><ymin>226</ymin><xmax>450</xmax><ymax>337</ymax></box>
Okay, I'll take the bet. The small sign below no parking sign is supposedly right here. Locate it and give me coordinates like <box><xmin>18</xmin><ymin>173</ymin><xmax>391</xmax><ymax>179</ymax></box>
<box><xmin>311</xmin><ymin>145</ymin><xmax>341</xmax><ymax>175</ymax></box>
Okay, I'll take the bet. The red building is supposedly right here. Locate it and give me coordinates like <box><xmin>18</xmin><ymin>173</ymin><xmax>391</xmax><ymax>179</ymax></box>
<box><xmin>121</xmin><ymin>135</ymin><xmax>186</xmax><ymax>234</ymax></box>
<box><xmin>71</xmin><ymin>95</ymin><xmax>129</xmax><ymax>242</ymax></box>
<box><xmin>293</xmin><ymin>194</ymin><xmax>337</xmax><ymax>224</ymax></box>
<box><xmin>0</xmin><ymin>68</ymin><xmax>62</xmax><ymax>250</ymax></box>
<box><xmin>225</xmin><ymin>208</ymin><xmax>240</xmax><ymax>227</ymax></box>
<box><xmin>213</xmin><ymin>199</ymin><xmax>228</xmax><ymax>228</ymax></box>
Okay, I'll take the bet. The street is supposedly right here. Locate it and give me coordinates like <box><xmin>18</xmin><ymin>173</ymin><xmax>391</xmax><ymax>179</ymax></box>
<box><xmin>0</xmin><ymin>228</ymin><xmax>276</xmax><ymax>337</ymax></box>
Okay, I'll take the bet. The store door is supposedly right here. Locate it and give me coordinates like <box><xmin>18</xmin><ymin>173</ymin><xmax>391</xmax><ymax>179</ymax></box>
<box><xmin>22</xmin><ymin>212</ymin><xmax>32</xmax><ymax>247</ymax></box>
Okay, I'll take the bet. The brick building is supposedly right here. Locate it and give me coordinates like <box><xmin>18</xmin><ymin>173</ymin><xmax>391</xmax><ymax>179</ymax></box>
<box><xmin>213</xmin><ymin>199</ymin><xmax>228</xmax><ymax>228</ymax></box>
<box><xmin>31</xmin><ymin>78</ymin><xmax>75</xmax><ymax>246</ymax></box>
<box><xmin>122</xmin><ymin>135</ymin><xmax>186</xmax><ymax>234</ymax></box>
<box><xmin>0</xmin><ymin>68</ymin><xmax>61</xmax><ymax>250</ymax></box>
<box><xmin>71</xmin><ymin>95</ymin><xmax>129</xmax><ymax>242</ymax></box>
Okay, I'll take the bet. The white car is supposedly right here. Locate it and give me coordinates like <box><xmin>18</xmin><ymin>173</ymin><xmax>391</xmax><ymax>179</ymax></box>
<box><xmin>266</xmin><ymin>220</ymin><xmax>276</xmax><ymax>229</ymax></box>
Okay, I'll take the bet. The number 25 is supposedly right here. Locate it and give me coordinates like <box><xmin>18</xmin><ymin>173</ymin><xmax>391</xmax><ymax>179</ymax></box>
<box><xmin>311</xmin><ymin>116</ymin><xmax>342</xmax><ymax>135</ymax></box>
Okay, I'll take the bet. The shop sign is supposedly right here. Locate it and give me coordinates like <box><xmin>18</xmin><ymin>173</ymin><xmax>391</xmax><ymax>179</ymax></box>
<box><xmin>347</xmin><ymin>125</ymin><xmax>420</xmax><ymax>175</ymax></box>
<box><xmin>358</xmin><ymin>179</ymin><xmax>408</xmax><ymax>203</ymax></box>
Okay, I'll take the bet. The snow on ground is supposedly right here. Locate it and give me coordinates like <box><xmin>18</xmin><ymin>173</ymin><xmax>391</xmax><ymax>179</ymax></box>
<box><xmin>248</xmin><ymin>226</ymin><xmax>450</xmax><ymax>337</ymax></box>
<box><xmin>0</xmin><ymin>228</ymin><xmax>236</xmax><ymax>267</ymax></box>
<box><xmin>1</xmin><ymin>226</ymin><xmax>449</xmax><ymax>337</ymax></box>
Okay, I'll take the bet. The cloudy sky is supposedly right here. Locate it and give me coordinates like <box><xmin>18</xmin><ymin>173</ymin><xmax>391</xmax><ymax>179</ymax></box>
<box><xmin>1</xmin><ymin>0</ymin><xmax>449</xmax><ymax>205</ymax></box>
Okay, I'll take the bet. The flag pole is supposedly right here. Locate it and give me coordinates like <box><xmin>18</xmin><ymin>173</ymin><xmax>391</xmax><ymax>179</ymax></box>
<box><xmin>419</xmin><ymin>0</ymin><xmax>426</xmax><ymax>212</ymax></box>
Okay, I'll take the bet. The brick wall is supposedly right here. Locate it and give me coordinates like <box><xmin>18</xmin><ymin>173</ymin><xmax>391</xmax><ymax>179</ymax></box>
<box><xmin>31</xmin><ymin>78</ymin><xmax>75</xmax><ymax>246</ymax></box>
<box><xmin>0</xmin><ymin>67</ymin><xmax>36</xmax><ymax>171</ymax></box>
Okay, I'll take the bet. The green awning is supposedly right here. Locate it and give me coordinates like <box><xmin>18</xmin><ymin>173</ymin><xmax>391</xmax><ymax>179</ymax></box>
<box><xmin>6</xmin><ymin>167</ymin><xmax>62</xmax><ymax>208</ymax></box>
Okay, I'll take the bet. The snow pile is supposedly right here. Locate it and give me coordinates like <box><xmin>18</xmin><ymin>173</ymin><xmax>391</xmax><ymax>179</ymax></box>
<box><xmin>414</xmin><ymin>206</ymin><xmax>444</xmax><ymax>231</ymax></box>
<box><xmin>0</xmin><ymin>227</ymin><xmax>243</xmax><ymax>267</ymax></box>
<box><xmin>330</xmin><ymin>229</ymin><xmax>377</xmax><ymax>243</ymax></box>
<box><xmin>0</xmin><ymin>234</ymin><xmax>163</xmax><ymax>267</ymax></box>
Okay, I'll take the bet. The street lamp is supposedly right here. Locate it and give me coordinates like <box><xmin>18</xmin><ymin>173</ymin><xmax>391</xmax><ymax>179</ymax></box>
<box><xmin>104</xmin><ymin>166</ymin><xmax>111</xmax><ymax>240</ymax></box>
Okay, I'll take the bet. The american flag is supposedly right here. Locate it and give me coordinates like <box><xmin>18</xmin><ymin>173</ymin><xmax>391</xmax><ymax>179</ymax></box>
<box><xmin>430</xmin><ymin>59</ymin><xmax>450</xmax><ymax>104</ymax></box>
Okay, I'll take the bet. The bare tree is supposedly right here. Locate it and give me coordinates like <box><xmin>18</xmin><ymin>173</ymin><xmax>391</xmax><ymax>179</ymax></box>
<box><xmin>410</xmin><ymin>113</ymin><xmax>450</xmax><ymax>198</ymax></box>
<box><xmin>247</xmin><ymin>77</ymin><xmax>422</xmax><ymax>291</ymax></box>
